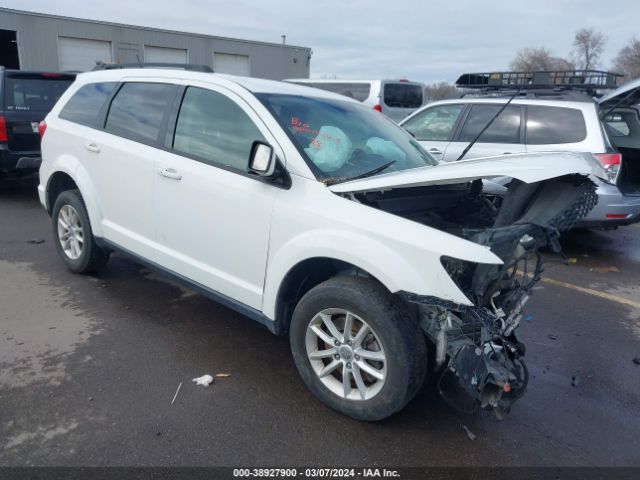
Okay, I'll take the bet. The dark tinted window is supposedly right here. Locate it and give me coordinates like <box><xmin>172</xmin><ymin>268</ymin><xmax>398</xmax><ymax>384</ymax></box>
<box><xmin>402</xmin><ymin>104</ymin><xmax>464</xmax><ymax>141</ymax></box>
<box><xmin>383</xmin><ymin>83</ymin><xmax>423</xmax><ymax>108</ymax></box>
<box><xmin>306</xmin><ymin>82</ymin><xmax>371</xmax><ymax>102</ymax></box>
<box><xmin>173</xmin><ymin>87</ymin><xmax>265</xmax><ymax>171</ymax></box>
<box><xmin>59</xmin><ymin>82</ymin><xmax>117</xmax><ymax>127</ymax></box>
<box><xmin>105</xmin><ymin>83</ymin><xmax>176</xmax><ymax>143</ymax></box>
<box><xmin>4</xmin><ymin>75</ymin><xmax>74</xmax><ymax>112</ymax></box>
<box><xmin>526</xmin><ymin>106</ymin><xmax>587</xmax><ymax>144</ymax></box>
<box><xmin>459</xmin><ymin>104</ymin><xmax>522</xmax><ymax>144</ymax></box>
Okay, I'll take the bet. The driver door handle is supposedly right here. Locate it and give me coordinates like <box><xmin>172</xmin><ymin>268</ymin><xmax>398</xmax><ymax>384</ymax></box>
<box><xmin>158</xmin><ymin>167</ymin><xmax>182</xmax><ymax>181</ymax></box>
<box><xmin>428</xmin><ymin>148</ymin><xmax>443</xmax><ymax>155</ymax></box>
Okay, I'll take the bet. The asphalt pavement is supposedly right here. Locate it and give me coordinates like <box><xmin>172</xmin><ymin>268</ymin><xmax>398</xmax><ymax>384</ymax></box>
<box><xmin>1</xmin><ymin>178</ymin><xmax>639</xmax><ymax>467</ymax></box>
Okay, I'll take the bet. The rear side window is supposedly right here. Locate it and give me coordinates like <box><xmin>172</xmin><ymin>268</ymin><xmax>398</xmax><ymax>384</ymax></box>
<box><xmin>173</xmin><ymin>87</ymin><xmax>265</xmax><ymax>171</ymax></box>
<box><xmin>383</xmin><ymin>84</ymin><xmax>423</xmax><ymax>108</ymax></box>
<box><xmin>307</xmin><ymin>82</ymin><xmax>371</xmax><ymax>102</ymax></box>
<box><xmin>402</xmin><ymin>104</ymin><xmax>464</xmax><ymax>141</ymax></box>
<box><xmin>459</xmin><ymin>104</ymin><xmax>522</xmax><ymax>144</ymax></box>
<box><xmin>526</xmin><ymin>106</ymin><xmax>587</xmax><ymax>144</ymax></box>
<box><xmin>59</xmin><ymin>82</ymin><xmax>117</xmax><ymax>127</ymax></box>
<box><xmin>105</xmin><ymin>82</ymin><xmax>176</xmax><ymax>144</ymax></box>
<box><xmin>3</xmin><ymin>75</ymin><xmax>73</xmax><ymax>112</ymax></box>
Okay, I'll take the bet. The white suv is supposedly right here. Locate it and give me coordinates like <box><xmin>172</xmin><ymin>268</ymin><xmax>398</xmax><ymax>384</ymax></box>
<box><xmin>39</xmin><ymin>66</ymin><xmax>605</xmax><ymax>420</ymax></box>
<box><xmin>400</xmin><ymin>76</ymin><xmax>640</xmax><ymax>228</ymax></box>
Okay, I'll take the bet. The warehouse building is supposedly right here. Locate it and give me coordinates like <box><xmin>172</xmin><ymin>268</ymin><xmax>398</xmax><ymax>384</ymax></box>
<box><xmin>0</xmin><ymin>8</ymin><xmax>311</xmax><ymax>79</ymax></box>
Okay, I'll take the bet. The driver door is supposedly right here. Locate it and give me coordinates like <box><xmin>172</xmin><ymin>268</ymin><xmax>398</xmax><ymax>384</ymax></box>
<box><xmin>153</xmin><ymin>83</ymin><xmax>284</xmax><ymax>310</ymax></box>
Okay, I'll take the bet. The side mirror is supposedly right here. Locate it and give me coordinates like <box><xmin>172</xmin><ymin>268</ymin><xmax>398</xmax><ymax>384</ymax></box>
<box><xmin>249</xmin><ymin>141</ymin><xmax>275</xmax><ymax>176</ymax></box>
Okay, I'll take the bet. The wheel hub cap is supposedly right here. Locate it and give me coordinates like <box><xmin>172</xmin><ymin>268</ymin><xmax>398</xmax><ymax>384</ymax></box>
<box><xmin>305</xmin><ymin>308</ymin><xmax>387</xmax><ymax>401</ymax></box>
<box><xmin>57</xmin><ymin>204</ymin><xmax>84</xmax><ymax>260</ymax></box>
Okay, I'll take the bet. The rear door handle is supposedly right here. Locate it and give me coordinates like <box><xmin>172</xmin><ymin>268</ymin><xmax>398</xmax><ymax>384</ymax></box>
<box><xmin>428</xmin><ymin>148</ymin><xmax>443</xmax><ymax>155</ymax></box>
<box><xmin>158</xmin><ymin>167</ymin><xmax>182</xmax><ymax>181</ymax></box>
<box><xmin>84</xmin><ymin>142</ymin><xmax>100</xmax><ymax>153</ymax></box>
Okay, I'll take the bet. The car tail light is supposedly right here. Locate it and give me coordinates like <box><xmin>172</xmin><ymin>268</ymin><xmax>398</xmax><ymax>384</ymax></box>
<box><xmin>0</xmin><ymin>116</ymin><xmax>7</xmax><ymax>142</ymax></box>
<box><xmin>373</xmin><ymin>104</ymin><xmax>382</xmax><ymax>112</ymax></box>
<box><xmin>38</xmin><ymin>120</ymin><xmax>47</xmax><ymax>140</ymax></box>
<box><xmin>606</xmin><ymin>213</ymin><xmax>629</xmax><ymax>219</ymax></box>
<box><xmin>594</xmin><ymin>153</ymin><xmax>622</xmax><ymax>184</ymax></box>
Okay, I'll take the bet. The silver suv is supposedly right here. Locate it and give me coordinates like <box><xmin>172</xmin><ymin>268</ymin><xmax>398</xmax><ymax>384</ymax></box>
<box><xmin>400</xmin><ymin>72</ymin><xmax>640</xmax><ymax>228</ymax></box>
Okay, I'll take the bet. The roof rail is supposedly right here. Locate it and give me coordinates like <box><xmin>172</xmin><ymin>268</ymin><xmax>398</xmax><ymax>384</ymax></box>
<box><xmin>456</xmin><ymin>70</ymin><xmax>622</xmax><ymax>94</ymax></box>
<box><xmin>92</xmin><ymin>62</ymin><xmax>214</xmax><ymax>73</ymax></box>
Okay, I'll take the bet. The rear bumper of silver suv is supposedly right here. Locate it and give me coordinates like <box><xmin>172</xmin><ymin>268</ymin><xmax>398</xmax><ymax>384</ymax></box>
<box><xmin>575</xmin><ymin>177</ymin><xmax>640</xmax><ymax>228</ymax></box>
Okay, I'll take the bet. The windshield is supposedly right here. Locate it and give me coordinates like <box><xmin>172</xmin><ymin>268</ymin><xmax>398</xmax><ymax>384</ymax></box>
<box><xmin>257</xmin><ymin>93</ymin><xmax>437</xmax><ymax>182</ymax></box>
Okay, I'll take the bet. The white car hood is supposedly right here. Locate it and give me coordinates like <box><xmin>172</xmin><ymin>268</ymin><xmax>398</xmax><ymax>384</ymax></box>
<box><xmin>329</xmin><ymin>151</ymin><xmax>607</xmax><ymax>193</ymax></box>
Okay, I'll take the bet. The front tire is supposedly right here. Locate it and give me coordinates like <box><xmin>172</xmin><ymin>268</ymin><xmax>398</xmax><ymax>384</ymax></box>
<box><xmin>52</xmin><ymin>189</ymin><xmax>109</xmax><ymax>273</ymax></box>
<box><xmin>290</xmin><ymin>275</ymin><xmax>427</xmax><ymax>421</ymax></box>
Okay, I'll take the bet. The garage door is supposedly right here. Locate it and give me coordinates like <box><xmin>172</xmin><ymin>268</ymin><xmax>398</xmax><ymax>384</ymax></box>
<box><xmin>144</xmin><ymin>46</ymin><xmax>188</xmax><ymax>64</ymax></box>
<box><xmin>213</xmin><ymin>53</ymin><xmax>250</xmax><ymax>76</ymax></box>
<box><xmin>58</xmin><ymin>37</ymin><xmax>112</xmax><ymax>72</ymax></box>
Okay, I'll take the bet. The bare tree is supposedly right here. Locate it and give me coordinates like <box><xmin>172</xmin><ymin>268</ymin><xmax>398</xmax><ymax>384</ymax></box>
<box><xmin>613</xmin><ymin>37</ymin><xmax>640</xmax><ymax>81</ymax></box>
<box><xmin>424</xmin><ymin>81</ymin><xmax>460</xmax><ymax>101</ymax></box>
<box><xmin>511</xmin><ymin>47</ymin><xmax>554</xmax><ymax>71</ymax></box>
<box><xmin>571</xmin><ymin>27</ymin><xmax>606</xmax><ymax>71</ymax></box>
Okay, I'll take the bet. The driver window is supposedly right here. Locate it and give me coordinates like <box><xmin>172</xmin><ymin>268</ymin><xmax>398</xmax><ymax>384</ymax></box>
<box><xmin>402</xmin><ymin>104</ymin><xmax>463</xmax><ymax>141</ymax></box>
<box><xmin>173</xmin><ymin>87</ymin><xmax>265</xmax><ymax>171</ymax></box>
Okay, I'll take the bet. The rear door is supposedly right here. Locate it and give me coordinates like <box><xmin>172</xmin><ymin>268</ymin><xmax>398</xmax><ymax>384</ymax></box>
<box><xmin>381</xmin><ymin>82</ymin><xmax>424</xmax><ymax>122</ymax></box>
<box><xmin>400</xmin><ymin>103</ymin><xmax>465</xmax><ymax>161</ymax></box>
<box><xmin>442</xmin><ymin>103</ymin><xmax>525</xmax><ymax>162</ymax></box>
<box><xmin>82</xmin><ymin>80</ymin><xmax>178</xmax><ymax>260</ymax></box>
<box><xmin>2</xmin><ymin>72</ymin><xmax>74</xmax><ymax>154</ymax></box>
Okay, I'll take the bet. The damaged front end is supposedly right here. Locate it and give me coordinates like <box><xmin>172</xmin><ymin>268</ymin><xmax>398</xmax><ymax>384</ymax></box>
<box><xmin>367</xmin><ymin>174</ymin><xmax>598</xmax><ymax>415</ymax></box>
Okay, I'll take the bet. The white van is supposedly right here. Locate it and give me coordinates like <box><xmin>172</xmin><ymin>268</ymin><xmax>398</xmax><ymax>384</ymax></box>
<box><xmin>285</xmin><ymin>79</ymin><xmax>426</xmax><ymax>122</ymax></box>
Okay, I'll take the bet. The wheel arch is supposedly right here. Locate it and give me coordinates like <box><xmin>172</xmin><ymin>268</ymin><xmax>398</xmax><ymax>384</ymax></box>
<box><xmin>270</xmin><ymin>256</ymin><xmax>397</xmax><ymax>334</ymax></box>
<box><xmin>45</xmin><ymin>162</ymin><xmax>104</xmax><ymax>237</ymax></box>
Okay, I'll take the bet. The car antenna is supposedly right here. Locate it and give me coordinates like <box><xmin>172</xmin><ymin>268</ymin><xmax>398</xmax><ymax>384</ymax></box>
<box><xmin>456</xmin><ymin>89</ymin><xmax>520</xmax><ymax>161</ymax></box>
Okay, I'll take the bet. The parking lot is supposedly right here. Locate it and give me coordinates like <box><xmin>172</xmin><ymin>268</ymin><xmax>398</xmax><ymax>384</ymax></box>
<box><xmin>0</xmin><ymin>177</ymin><xmax>638</xmax><ymax>467</ymax></box>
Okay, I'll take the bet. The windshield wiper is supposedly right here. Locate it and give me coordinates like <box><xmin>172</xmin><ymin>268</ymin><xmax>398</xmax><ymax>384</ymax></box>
<box><xmin>456</xmin><ymin>90</ymin><xmax>520</xmax><ymax>161</ymax></box>
<box><xmin>323</xmin><ymin>160</ymin><xmax>396</xmax><ymax>186</ymax></box>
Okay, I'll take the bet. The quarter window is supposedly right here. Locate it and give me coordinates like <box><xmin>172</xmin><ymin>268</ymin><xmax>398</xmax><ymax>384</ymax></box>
<box><xmin>173</xmin><ymin>87</ymin><xmax>265</xmax><ymax>171</ymax></box>
<box><xmin>603</xmin><ymin>113</ymin><xmax>630</xmax><ymax>137</ymax></box>
<box><xmin>402</xmin><ymin>104</ymin><xmax>463</xmax><ymax>141</ymax></box>
<box><xmin>459</xmin><ymin>104</ymin><xmax>522</xmax><ymax>144</ymax></box>
<box><xmin>526</xmin><ymin>106</ymin><xmax>587</xmax><ymax>144</ymax></box>
<box><xmin>105</xmin><ymin>82</ymin><xmax>176</xmax><ymax>143</ymax></box>
<box><xmin>59</xmin><ymin>82</ymin><xmax>117</xmax><ymax>127</ymax></box>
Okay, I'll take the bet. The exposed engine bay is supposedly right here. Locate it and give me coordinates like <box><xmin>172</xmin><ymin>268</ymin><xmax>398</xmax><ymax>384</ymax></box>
<box><xmin>349</xmin><ymin>174</ymin><xmax>598</xmax><ymax>415</ymax></box>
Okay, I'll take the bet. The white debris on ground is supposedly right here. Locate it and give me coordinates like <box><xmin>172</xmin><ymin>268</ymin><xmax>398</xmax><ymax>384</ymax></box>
<box><xmin>215</xmin><ymin>373</ymin><xmax>231</xmax><ymax>378</ymax></box>
<box><xmin>192</xmin><ymin>374</ymin><xmax>214</xmax><ymax>387</ymax></box>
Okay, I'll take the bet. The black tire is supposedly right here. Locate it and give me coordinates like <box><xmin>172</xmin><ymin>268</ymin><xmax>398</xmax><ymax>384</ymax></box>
<box><xmin>51</xmin><ymin>189</ymin><xmax>109</xmax><ymax>274</ymax></box>
<box><xmin>290</xmin><ymin>275</ymin><xmax>427</xmax><ymax>421</ymax></box>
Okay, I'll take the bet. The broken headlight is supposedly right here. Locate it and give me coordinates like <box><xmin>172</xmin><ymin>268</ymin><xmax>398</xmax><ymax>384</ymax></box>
<box><xmin>441</xmin><ymin>256</ymin><xmax>477</xmax><ymax>300</ymax></box>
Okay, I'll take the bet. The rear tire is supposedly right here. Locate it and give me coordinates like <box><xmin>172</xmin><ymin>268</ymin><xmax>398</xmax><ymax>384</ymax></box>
<box><xmin>290</xmin><ymin>275</ymin><xmax>427</xmax><ymax>421</ymax></box>
<box><xmin>52</xmin><ymin>189</ymin><xmax>109</xmax><ymax>273</ymax></box>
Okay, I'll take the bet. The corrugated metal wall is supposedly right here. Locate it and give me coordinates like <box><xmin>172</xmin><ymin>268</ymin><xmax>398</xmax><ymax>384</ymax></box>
<box><xmin>0</xmin><ymin>8</ymin><xmax>311</xmax><ymax>79</ymax></box>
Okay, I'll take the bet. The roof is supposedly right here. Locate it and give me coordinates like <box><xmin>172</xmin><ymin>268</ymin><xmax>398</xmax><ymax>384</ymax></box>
<box><xmin>0</xmin><ymin>7</ymin><xmax>311</xmax><ymax>52</ymax></box>
<box><xmin>74</xmin><ymin>68</ymin><xmax>359</xmax><ymax>102</ymax></box>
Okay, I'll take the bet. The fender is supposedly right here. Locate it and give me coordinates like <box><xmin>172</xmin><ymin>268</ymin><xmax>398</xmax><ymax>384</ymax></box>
<box><xmin>45</xmin><ymin>154</ymin><xmax>105</xmax><ymax>238</ymax></box>
<box><xmin>263</xmin><ymin>228</ymin><xmax>479</xmax><ymax>320</ymax></box>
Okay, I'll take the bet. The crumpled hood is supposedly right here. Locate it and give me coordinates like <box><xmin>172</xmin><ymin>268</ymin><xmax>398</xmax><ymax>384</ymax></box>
<box><xmin>329</xmin><ymin>151</ymin><xmax>607</xmax><ymax>193</ymax></box>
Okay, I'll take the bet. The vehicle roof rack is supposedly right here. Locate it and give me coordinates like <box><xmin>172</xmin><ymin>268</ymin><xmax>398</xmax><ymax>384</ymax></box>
<box><xmin>456</xmin><ymin>70</ymin><xmax>622</xmax><ymax>95</ymax></box>
<box><xmin>92</xmin><ymin>62</ymin><xmax>214</xmax><ymax>73</ymax></box>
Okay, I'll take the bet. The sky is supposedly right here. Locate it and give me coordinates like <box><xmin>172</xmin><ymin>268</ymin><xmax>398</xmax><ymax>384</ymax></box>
<box><xmin>2</xmin><ymin>0</ymin><xmax>639</xmax><ymax>84</ymax></box>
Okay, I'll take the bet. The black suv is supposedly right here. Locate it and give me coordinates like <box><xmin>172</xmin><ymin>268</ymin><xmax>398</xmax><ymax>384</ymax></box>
<box><xmin>0</xmin><ymin>68</ymin><xmax>75</xmax><ymax>179</ymax></box>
